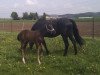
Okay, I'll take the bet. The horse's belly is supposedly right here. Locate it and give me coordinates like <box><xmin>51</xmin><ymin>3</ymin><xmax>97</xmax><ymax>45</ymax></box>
<box><xmin>44</xmin><ymin>33</ymin><xmax>59</xmax><ymax>38</ymax></box>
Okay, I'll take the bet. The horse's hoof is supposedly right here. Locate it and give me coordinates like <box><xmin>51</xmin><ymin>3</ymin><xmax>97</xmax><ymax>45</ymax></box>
<box><xmin>38</xmin><ymin>60</ymin><xmax>41</xmax><ymax>65</ymax></box>
<box><xmin>39</xmin><ymin>62</ymin><xmax>41</xmax><ymax>65</ymax></box>
<box><xmin>46</xmin><ymin>52</ymin><xmax>50</xmax><ymax>55</ymax></box>
<box><xmin>30</xmin><ymin>47</ymin><xmax>33</xmax><ymax>50</ymax></box>
<box><xmin>74</xmin><ymin>53</ymin><xmax>77</xmax><ymax>55</ymax></box>
<box><xmin>18</xmin><ymin>48</ymin><xmax>21</xmax><ymax>51</ymax></box>
<box><xmin>63</xmin><ymin>51</ymin><xmax>68</xmax><ymax>56</ymax></box>
<box><xmin>63</xmin><ymin>53</ymin><xmax>67</xmax><ymax>56</ymax></box>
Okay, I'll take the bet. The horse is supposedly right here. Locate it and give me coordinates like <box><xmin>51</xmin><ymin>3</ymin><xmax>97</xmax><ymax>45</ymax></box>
<box><xmin>17</xmin><ymin>30</ymin><xmax>45</xmax><ymax>65</ymax></box>
<box><xmin>29</xmin><ymin>17</ymin><xmax>84</xmax><ymax>56</ymax></box>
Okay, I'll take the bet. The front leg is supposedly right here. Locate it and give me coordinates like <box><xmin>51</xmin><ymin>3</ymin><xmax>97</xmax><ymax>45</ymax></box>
<box><xmin>29</xmin><ymin>42</ymin><xmax>34</xmax><ymax>49</ymax></box>
<box><xmin>36</xmin><ymin>43</ymin><xmax>43</xmax><ymax>65</ymax></box>
<box><xmin>42</xmin><ymin>38</ymin><xmax>49</xmax><ymax>55</ymax></box>
<box><xmin>21</xmin><ymin>48</ymin><xmax>26</xmax><ymax>64</ymax></box>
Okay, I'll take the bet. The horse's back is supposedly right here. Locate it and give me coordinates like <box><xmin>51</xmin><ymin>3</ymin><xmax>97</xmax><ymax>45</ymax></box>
<box><xmin>17</xmin><ymin>30</ymin><xmax>28</xmax><ymax>41</ymax></box>
<box><xmin>17</xmin><ymin>30</ymin><xmax>42</xmax><ymax>43</ymax></box>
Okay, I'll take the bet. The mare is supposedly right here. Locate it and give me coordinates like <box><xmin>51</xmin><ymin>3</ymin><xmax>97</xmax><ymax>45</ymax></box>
<box><xmin>30</xmin><ymin>17</ymin><xmax>84</xmax><ymax>56</ymax></box>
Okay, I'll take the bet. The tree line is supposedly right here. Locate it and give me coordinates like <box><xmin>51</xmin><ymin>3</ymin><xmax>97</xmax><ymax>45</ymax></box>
<box><xmin>11</xmin><ymin>12</ymin><xmax>39</xmax><ymax>20</ymax></box>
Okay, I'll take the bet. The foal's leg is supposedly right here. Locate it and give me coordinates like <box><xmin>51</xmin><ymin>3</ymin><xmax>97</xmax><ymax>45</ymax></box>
<box><xmin>21</xmin><ymin>42</ymin><xmax>28</xmax><ymax>64</ymax></box>
<box><xmin>61</xmin><ymin>34</ymin><xmax>69</xmax><ymax>56</ymax></box>
<box><xmin>36</xmin><ymin>43</ymin><xmax>43</xmax><ymax>65</ymax></box>
<box><xmin>19</xmin><ymin>42</ymin><xmax>23</xmax><ymax>50</ymax></box>
<box><xmin>68</xmin><ymin>33</ymin><xmax>77</xmax><ymax>55</ymax></box>
<box><xmin>21</xmin><ymin>43</ymin><xmax>26</xmax><ymax>64</ymax></box>
<box><xmin>29</xmin><ymin>41</ymin><xmax>34</xmax><ymax>49</ymax></box>
<box><xmin>38</xmin><ymin>44</ymin><xmax>43</xmax><ymax>65</ymax></box>
<box><xmin>22</xmin><ymin>49</ymin><xmax>26</xmax><ymax>64</ymax></box>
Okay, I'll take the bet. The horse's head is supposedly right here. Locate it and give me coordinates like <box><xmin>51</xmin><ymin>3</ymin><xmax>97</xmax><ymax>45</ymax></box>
<box><xmin>31</xmin><ymin>18</ymin><xmax>56</xmax><ymax>36</ymax></box>
<box><xmin>45</xmin><ymin>24</ymin><xmax>56</xmax><ymax>35</ymax></box>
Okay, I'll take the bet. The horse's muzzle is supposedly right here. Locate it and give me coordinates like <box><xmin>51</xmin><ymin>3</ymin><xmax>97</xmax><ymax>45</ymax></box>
<box><xmin>51</xmin><ymin>30</ymin><xmax>56</xmax><ymax>35</ymax></box>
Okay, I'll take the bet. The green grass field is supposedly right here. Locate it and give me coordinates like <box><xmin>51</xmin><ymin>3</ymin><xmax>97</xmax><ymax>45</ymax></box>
<box><xmin>0</xmin><ymin>32</ymin><xmax>100</xmax><ymax>75</ymax></box>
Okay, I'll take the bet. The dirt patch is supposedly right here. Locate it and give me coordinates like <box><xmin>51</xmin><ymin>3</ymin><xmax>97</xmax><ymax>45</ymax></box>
<box><xmin>77</xmin><ymin>22</ymin><xmax>100</xmax><ymax>37</ymax></box>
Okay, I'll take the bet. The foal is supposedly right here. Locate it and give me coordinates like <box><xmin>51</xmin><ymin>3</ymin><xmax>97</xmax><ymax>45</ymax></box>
<box><xmin>17</xmin><ymin>30</ymin><xmax>44</xmax><ymax>65</ymax></box>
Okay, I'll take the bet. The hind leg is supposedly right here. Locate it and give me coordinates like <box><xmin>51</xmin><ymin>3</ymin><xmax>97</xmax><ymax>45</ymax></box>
<box><xmin>68</xmin><ymin>33</ymin><xmax>77</xmax><ymax>55</ymax></box>
<box><xmin>61</xmin><ymin>34</ymin><xmax>69</xmax><ymax>56</ymax></box>
<box><xmin>21</xmin><ymin>42</ymin><xmax>28</xmax><ymax>64</ymax></box>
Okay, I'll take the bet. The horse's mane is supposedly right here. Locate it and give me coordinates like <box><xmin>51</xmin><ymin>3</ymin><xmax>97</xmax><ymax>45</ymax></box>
<box><xmin>31</xmin><ymin>17</ymin><xmax>46</xmax><ymax>30</ymax></box>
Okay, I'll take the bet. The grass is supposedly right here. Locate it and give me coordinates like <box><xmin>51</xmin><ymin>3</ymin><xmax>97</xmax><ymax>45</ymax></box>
<box><xmin>0</xmin><ymin>32</ymin><xmax>100</xmax><ymax>75</ymax></box>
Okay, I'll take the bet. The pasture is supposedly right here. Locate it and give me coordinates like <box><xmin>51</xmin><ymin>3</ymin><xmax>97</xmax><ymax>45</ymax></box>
<box><xmin>0</xmin><ymin>32</ymin><xmax>100</xmax><ymax>75</ymax></box>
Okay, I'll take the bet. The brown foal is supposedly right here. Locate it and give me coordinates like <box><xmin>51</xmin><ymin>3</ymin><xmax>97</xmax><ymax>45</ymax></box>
<box><xmin>17</xmin><ymin>30</ymin><xmax>44</xmax><ymax>65</ymax></box>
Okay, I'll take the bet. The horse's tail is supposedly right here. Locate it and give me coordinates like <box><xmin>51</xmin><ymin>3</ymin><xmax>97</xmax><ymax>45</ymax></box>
<box><xmin>69</xmin><ymin>19</ymin><xmax>85</xmax><ymax>46</ymax></box>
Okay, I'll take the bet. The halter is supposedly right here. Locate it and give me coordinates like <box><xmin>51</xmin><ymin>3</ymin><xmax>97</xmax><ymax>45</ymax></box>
<box><xmin>46</xmin><ymin>24</ymin><xmax>55</xmax><ymax>32</ymax></box>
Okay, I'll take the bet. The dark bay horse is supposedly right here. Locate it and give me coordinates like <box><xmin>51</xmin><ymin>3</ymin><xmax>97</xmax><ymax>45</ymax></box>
<box><xmin>30</xmin><ymin>17</ymin><xmax>84</xmax><ymax>56</ymax></box>
<box><xmin>17</xmin><ymin>30</ymin><xmax>45</xmax><ymax>65</ymax></box>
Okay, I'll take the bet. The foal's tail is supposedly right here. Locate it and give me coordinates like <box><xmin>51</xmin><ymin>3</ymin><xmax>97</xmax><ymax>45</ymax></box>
<box><xmin>69</xmin><ymin>19</ymin><xmax>85</xmax><ymax>46</ymax></box>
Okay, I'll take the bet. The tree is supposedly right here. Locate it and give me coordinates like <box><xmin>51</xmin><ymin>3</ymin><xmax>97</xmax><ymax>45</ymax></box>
<box><xmin>43</xmin><ymin>12</ymin><xmax>46</xmax><ymax>20</ymax></box>
<box><xmin>28</xmin><ymin>12</ymin><xmax>39</xmax><ymax>20</ymax></box>
<box><xmin>35</xmin><ymin>12</ymin><xmax>39</xmax><ymax>20</ymax></box>
<box><xmin>22</xmin><ymin>12</ymin><xmax>29</xmax><ymax>19</ymax></box>
<box><xmin>11</xmin><ymin>12</ymin><xmax>19</xmax><ymax>20</ymax></box>
<box><xmin>28</xmin><ymin>12</ymin><xmax>34</xmax><ymax>20</ymax></box>
<box><xmin>21</xmin><ymin>12</ymin><xmax>39</xmax><ymax>20</ymax></box>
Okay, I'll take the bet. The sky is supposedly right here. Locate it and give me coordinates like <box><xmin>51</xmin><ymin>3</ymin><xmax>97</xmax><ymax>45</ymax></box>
<box><xmin>0</xmin><ymin>0</ymin><xmax>100</xmax><ymax>18</ymax></box>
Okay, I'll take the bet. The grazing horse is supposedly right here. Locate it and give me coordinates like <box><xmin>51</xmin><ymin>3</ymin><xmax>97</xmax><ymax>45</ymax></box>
<box><xmin>29</xmin><ymin>17</ymin><xmax>84</xmax><ymax>56</ymax></box>
<box><xmin>17</xmin><ymin>30</ymin><xmax>45</xmax><ymax>65</ymax></box>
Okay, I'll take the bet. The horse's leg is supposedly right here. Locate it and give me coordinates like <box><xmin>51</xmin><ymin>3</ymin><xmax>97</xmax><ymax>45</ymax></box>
<box><xmin>21</xmin><ymin>42</ymin><xmax>28</xmax><ymax>64</ymax></box>
<box><xmin>19</xmin><ymin>43</ymin><xmax>23</xmax><ymax>51</ymax></box>
<box><xmin>68</xmin><ymin>33</ymin><xmax>77</xmax><ymax>55</ymax></box>
<box><xmin>42</xmin><ymin>39</ymin><xmax>49</xmax><ymax>55</ymax></box>
<box><xmin>22</xmin><ymin>49</ymin><xmax>26</xmax><ymax>64</ymax></box>
<box><xmin>36</xmin><ymin>43</ymin><xmax>43</xmax><ymax>65</ymax></box>
<box><xmin>19</xmin><ymin>41</ymin><xmax>23</xmax><ymax>50</ymax></box>
<box><xmin>38</xmin><ymin>44</ymin><xmax>43</xmax><ymax>65</ymax></box>
<box><xmin>61</xmin><ymin>34</ymin><xmax>69</xmax><ymax>56</ymax></box>
<box><xmin>21</xmin><ymin>43</ymin><xmax>26</xmax><ymax>64</ymax></box>
<box><xmin>29</xmin><ymin>41</ymin><xmax>34</xmax><ymax>49</ymax></box>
